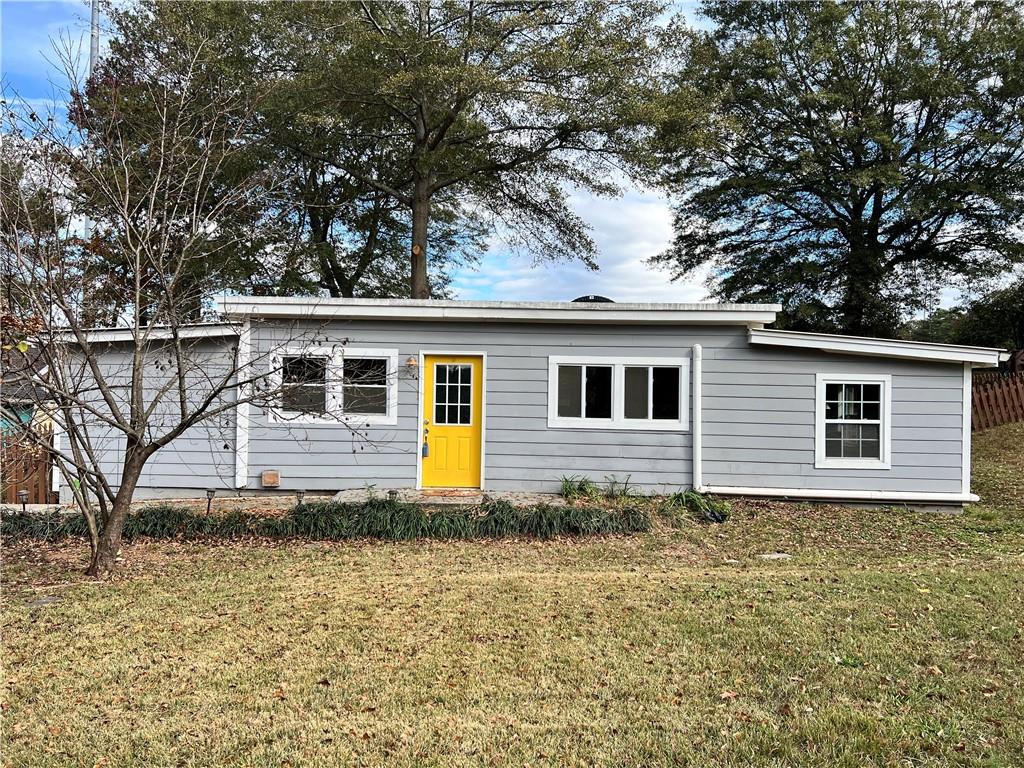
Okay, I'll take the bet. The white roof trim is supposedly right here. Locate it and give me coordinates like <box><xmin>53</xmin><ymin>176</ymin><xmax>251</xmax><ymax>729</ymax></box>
<box><xmin>214</xmin><ymin>295</ymin><xmax>780</xmax><ymax>326</ymax></box>
<box><xmin>749</xmin><ymin>328</ymin><xmax>1006</xmax><ymax>367</ymax></box>
<box><xmin>67</xmin><ymin>323</ymin><xmax>239</xmax><ymax>344</ymax></box>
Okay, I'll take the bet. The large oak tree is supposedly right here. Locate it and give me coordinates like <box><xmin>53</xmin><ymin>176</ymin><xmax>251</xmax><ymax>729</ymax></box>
<box><xmin>310</xmin><ymin>0</ymin><xmax>666</xmax><ymax>298</ymax></box>
<box><xmin>101</xmin><ymin>0</ymin><xmax>666</xmax><ymax>299</ymax></box>
<box><xmin>655</xmin><ymin>0</ymin><xmax>1024</xmax><ymax>336</ymax></box>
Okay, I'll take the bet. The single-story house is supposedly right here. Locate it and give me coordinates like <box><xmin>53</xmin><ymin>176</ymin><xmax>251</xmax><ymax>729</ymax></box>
<box><xmin>57</xmin><ymin>296</ymin><xmax>1008</xmax><ymax>507</ymax></box>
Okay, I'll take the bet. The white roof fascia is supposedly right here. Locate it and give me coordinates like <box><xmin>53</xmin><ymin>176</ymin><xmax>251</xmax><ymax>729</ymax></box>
<box><xmin>65</xmin><ymin>323</ymin><xmax>240</xmax><ymax>344</ymax></box>
<box><xmin>213</xmin><ymin>296</ymin><xmax>781</xmax><ymax>326</ymax></box>
<box><xmin>749</xmin><ymin>328</ymin><xmax>1006</xmax><ymax>367</ymax></box>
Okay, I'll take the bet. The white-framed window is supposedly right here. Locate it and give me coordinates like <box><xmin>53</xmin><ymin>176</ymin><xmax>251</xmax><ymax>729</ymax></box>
<box><xmin>271</xmin><ymin>347</ymin><xmax>399</xmax><ymax>425</ymax></box>
<box><xmin>814</xmin><ymin>373</ymin><xmax>891</xmax><ymax>469</ymax></box>
<box><xmin>547</xmin><ymin>356</ymin><xmax>690</xmax><ymax>430</ymax></box>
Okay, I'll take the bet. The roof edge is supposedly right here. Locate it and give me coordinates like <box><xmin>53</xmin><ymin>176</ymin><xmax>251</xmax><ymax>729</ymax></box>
<box><xmin>749</xmin><ymin>328</ymin><xmax>1007</xmax><ymax>367</ymax></box>
<box><xmin>65</xmin><ymin>323</ymin><xmax>239</xmax><ymax>344</ymax></box>
<box><xmin>213</xmin><ymin>295</ymin><xmax>781</xmax><ymax>325</ymax></box>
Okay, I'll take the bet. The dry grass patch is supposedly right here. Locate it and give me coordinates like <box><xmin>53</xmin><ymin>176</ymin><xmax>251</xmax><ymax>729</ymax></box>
<box><xmin>1</xmin><ymin>424</ymin><xmax>1022</xmax><ymax>767</ymax></box>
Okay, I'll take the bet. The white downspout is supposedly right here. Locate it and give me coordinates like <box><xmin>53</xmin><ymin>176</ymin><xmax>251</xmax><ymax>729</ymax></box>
<box><xmin>234</xmin><ymin>319</ymin><xmax>251</xmax><ymax>490</ymax></box>
<box><xmin>692</xmin><ymin>344</ymin><xmax>703</xmax><ymax>491</ymax></box>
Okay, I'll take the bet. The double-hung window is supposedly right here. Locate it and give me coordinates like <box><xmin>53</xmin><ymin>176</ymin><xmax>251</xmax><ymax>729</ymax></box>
<box><xmin>548</xmin><ymin>356</ymin><xmax>689</xmax><ymax>430</ymax></box>
<box><xmin>815</xmin><ymin>373</ymin><xmax>891</xmax><ymax>469</ymax></box>
<box><xmin>274</xmin><ymin>347</ymin><xmax>398</xmax><ymax>425</ymax></box>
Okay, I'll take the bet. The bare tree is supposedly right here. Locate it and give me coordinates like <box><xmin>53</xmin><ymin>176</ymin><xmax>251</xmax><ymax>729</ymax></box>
<box><xmin>0</xmin><ymin>43</ymin><xmax>359</xmax><ymax>576</ymax></box>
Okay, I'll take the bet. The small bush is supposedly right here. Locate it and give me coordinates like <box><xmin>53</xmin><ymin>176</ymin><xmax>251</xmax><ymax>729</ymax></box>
<box><xmin>661</xmin><ymin>491</ymin><xmax>731</xmax><ymax>526</ymax></box>
<box><xmin>560</xmin><ymin>475</ymin><xmax>601</xmax><ymax>501</ymax></box>
<box><xmin>604</xmin><ymin>475</ymin><xmax>634</xmax><ymax>500</ymax></box>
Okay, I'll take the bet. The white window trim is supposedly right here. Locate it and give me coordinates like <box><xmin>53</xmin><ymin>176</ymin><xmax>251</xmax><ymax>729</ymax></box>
<box><xmin>269</xmin><ymin>346</ymin><xmax>399</xmax><ymax>426</ymax></box>
<box><xmin>547</xmin><ymin>355</ymin><xmax>690</xmax><ymax>431</ymax></box>
<box><xmin>814</xmin><ymin>372</ymin><xmax>892</xmax><ymax>470</ymax></box>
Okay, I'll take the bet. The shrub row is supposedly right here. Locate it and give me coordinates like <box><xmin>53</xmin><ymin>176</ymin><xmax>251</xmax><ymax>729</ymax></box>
<box><xmin>1</xmin><ymin>499</ymin><xmax>651</xmax><ymax>543</ymax></box>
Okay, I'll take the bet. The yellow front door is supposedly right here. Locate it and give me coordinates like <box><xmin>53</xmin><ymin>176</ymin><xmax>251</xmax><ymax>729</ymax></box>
<box><xmin>422</xmin><ymin>355</ymin><xmax>483</xmax><ymax>488</ymax></box>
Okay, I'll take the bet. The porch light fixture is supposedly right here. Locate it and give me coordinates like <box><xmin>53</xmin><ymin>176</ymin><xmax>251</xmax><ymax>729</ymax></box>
<box><xmin>405</xmin><ymin>356</ymin><xmax>419</xmax><ymax>369</ymax></box>
<box><xmin>206</xmin><ymin>488</ymin><xmax>216</xmax><ymax>514</ymax></box>
<box><xmin>295</xmin><ymin>489</ymin><xmax>306</xmax><ymax>505</ymax></box>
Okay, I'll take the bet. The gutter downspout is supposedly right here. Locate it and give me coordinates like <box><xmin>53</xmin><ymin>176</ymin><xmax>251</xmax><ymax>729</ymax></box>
<box><xmin>692</xmin><ymin>344</ymin><xmax>703</xmax><ymax>492</ymax></box>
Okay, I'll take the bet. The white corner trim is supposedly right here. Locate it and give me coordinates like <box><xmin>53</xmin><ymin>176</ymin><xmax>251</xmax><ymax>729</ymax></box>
<box><xmin>962</xmin><ymin>363</ymin><xmax>972</xmax><ymax>496</ymax></box>
<box><xmin>50</xmin><ymin>420</ymin><xmax>62</xmax><ymax>493</ymax></box>
<box><xmin>691</xmin><ymin>344</ymin><xmax>703</xmax><ymax>491</ymax></box>
<box><xmin>415</xmin><ymin>350</ymin><xmax>425</xmax><ymax>491</ymax></box>
<box><xmin>215</xmin><ymin>295</ymin><xmax>779</xmax><ymax>326</ymax></box>
<box><xmin>814</xmin><ymin>373</ymin><xmax>892</xmax><ymax>470</ymax></box>
<box><xmin>749</xmin><ymin>328</ymin><xmax>1005</xmax><ymax>366</ymax></box>
<box><xmin>700</xmin><ymin>485</ymin><xmax>978</xmax><ymax>504</ymax></box>
<box><xmin>415</xmin><ymin>350</ymin><xmax>488</xmax><ymax>491</ymax></box>
<box><xmin>268</xmin><ymin>346</ymin><xmax>400</xmax><ymax>427</ymax></box>
<box><xmin>234</xmin><ymin>319</ymin><xmax>251</xmax><ymax>489</ymax></box>
<box><xmin>546</xmin><ymin>355</ymin><xmax>691</xmax><ymax>431</ymax></box>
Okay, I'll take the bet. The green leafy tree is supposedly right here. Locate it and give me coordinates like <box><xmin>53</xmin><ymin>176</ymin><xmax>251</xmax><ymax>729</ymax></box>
<box><xmin>100</xmin><ymin>0</ymin><xmax>665</xmax><ymax>299</ymax></box>
<box><xmin>94</xmin><ymin>1</ymin><xmax>482</xmax><ymax>301</ymax></box>
<box><xmin>655</xmin><ymin>0</ymin><xmax>1024</xmax><ymax>336</ymax></box>
<box><xmin>271</xmin><ymin>0</ymin><xmax>666</xmax><ymax>298</ymax></box>
<box><xmin>907</xmin><ymin>277</ymin><xmax>1024</xmax><ymax>351</ymax></box>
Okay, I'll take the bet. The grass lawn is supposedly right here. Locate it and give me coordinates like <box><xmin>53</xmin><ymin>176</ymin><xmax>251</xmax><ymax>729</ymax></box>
<box><xmin>2</xmin><ymin>424</ymin><xmax>1023</xmax><ymax>767</ymax></box>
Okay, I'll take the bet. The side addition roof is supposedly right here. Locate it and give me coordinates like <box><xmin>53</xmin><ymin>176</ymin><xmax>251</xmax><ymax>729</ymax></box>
<box><xmin>749</xmin><ymin>328</ymin><xmax>1007</xmax><ymax>367</ymax></box>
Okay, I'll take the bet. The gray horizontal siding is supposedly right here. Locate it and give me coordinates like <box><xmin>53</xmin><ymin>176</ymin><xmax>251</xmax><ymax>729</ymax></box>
<box><xmin>74</xmin><ymin>317</ymin><xmax>968</xmax><ymax>500</ymax></box>
<box><xmin>248</xmin><ymin>320</ymin><xmax>700</xmax><ymax>493</ymax></box>
<box><xmin>701</xmin><ymin>345</ymin><xmax>965</xmax><ymax>494</ymax></box>
<box><xmin>58</xmin><ymin>339</ymin><xmax>239</xmax><ymax>501</ymax></box>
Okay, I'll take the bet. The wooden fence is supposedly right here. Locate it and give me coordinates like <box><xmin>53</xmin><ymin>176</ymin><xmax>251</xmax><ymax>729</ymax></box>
<box><xmin>972</xmin><ymin>372</ymin><xmax>1024</xmax><ymax>431</ymax></box>
<box><xmin>1</xmin><ymin>429</ymin><xmax>56</xmax><ymax>505</ymax></box>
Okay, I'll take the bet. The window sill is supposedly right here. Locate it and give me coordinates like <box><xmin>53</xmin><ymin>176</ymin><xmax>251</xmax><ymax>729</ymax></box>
<box><xmin>814</xmin><ymin>458</ymin><xmax>891</xmax><ymax>470</ymax></box>
<box><xmin>547</xmin><ymin>417</ymin><xmax>689</xmax><ymax>432</ymax></box>
<box><xmin>269</xmin><ymin>410</ymin><xmax>398</xmax><ymax>427</ymax></box>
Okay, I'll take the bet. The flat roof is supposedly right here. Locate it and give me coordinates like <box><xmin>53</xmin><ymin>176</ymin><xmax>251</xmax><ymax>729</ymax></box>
<box><xmin>214</xmin><ymin>296</ymin><xmax>782</xmax><ymax>326</ymax></box>
<box><xmin>750</xmin><ymin>328</ymin><xmax>1007</xmax><ymax>367</ymax></box>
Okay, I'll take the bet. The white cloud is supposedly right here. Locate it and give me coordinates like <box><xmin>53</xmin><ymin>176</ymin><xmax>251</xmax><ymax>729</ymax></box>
<box><xmin>451</xmin><ymin>185</ymin><xmax>712</xmax><ymax>303</ymax></box>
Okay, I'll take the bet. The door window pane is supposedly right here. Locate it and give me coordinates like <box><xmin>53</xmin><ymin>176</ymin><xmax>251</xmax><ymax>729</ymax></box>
<box><xmin>624</xmin><ymin>366</ymin><xmax>649</xmax><ymax>419</ymax></box>
<box><xmin>434</xmin><ymin>364</ymin><xmax>473</xmax><ymax>425</ymax></box>
<box><xmin>584</xmin><ymin>366</ymin><xmax>612</xmax><ymax>419</ymax></box>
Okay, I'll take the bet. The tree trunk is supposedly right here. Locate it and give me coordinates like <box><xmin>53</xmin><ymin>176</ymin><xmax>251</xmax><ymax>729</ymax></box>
<box><xmin>840</xmin><ymin>241</ymin><xmax>887</xmax><ymax>337</ymax></box>
<box><xmin>85</xmin><ymin>454</ymin><xmax>145</xmax><ymax>578</ymax></box>
<box><xmin>410</xmin><ymin>177</ymin><xmax>431</xmax><ymax>299</ymax></box>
